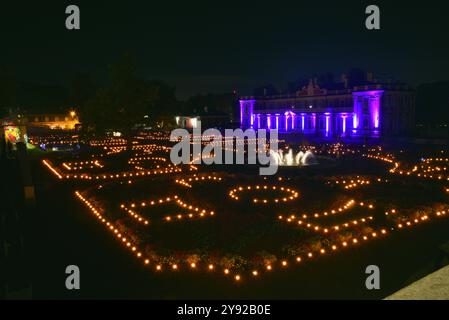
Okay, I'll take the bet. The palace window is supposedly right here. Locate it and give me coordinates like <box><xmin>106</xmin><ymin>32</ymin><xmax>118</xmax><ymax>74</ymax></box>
<box><xmin>363</xmin><ymin>99</ymin><xmax>369</xmax><ymax>114</ymax></box>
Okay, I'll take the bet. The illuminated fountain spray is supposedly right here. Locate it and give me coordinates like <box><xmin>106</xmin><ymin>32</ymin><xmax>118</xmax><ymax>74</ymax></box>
<box><xmin>269</xmin><ymin>149</ymin><xmax>317</xmax><ymax>166</ymax></box>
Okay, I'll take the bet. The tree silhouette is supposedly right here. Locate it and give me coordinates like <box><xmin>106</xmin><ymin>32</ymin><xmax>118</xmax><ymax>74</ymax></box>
<box><xmin>0</xmin><ymin>66</ymin><xmax>16</xmax><ymax>117</ymax></box>
<box><xmin>83</xmin><ymin>54</ymin><xmax>159</xmax><ymax>134</ymax></box>
<box><xmin>69</xmin><ymin>73</ymin><xmax>98</xmax><ymax>112</ymax></box>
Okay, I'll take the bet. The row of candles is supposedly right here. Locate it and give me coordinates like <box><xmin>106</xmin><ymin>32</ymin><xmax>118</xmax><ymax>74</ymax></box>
<box><xmin>62</xmin><ymin>160</ymin><xmax>104</xmax><ymax>171</ymax></box>
<box><xmin>120</xmin><ymin>195</ymin><xmax>215</xmax><ymax>224</ymax></box>
<box><xmin>175</xmin><ymin>174</ymin><xmax>223</xmax><ymax>188</ymax></box>
<box><xmin>59</xmin><ymin>140</ymin><xmax>449</xmax><ymax>282</ymax></box>
<box><xmin>228</xmin><ymin>185</ymin><xmax>299</xmax><ymax>204</ymax></box>
<box><xmin>278</xmin><ymin>200</ymin><xmax>374</xmax><ymax>232</ymax></box>
<box><xmin>391</xmin><ymin>158</ymin><xmax>449</xmax><ymax>181</ymax></box>
<box><xmin>43</xmin><ymin>158</ymin><xmax>191</xmax><ymax>181</ymax></box>
<box><xmin>89</xmin><ymin>138</ymin><xmax>127</xmax><ymax>146</ymax></box>
<box><xmin>326</xmin><ymin>176</ymin><xmax>387</xmax><ymax>189</ymax></box>
<box><xmin>75</xmin><ymin>190</ymin><xmax>392</xmax><ymax>282</ymax></box>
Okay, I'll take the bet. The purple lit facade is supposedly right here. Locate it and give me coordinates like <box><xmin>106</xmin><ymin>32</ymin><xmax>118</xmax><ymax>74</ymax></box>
<box><xmin>240</xmin><ymin>83</ymin><xmax>415</xmax><ymax>138</ymax></box>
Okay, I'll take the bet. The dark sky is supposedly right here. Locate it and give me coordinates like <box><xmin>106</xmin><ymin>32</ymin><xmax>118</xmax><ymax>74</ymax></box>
<box><xmin>1</xmin><ymin>0</ymin><xmax>449</xmax><ymax>99</ymax></box>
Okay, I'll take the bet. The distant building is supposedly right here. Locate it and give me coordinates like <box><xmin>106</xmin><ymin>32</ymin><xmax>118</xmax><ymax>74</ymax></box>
<box><xmin>175</xmin><ymin>112</ymin><xmax>231</xmax><ymax>130</ymax></box>
<box><xmin>240</xmin><ymin>79</ymin><xmax>415</xmax><ymax>138</ymax></box>
<box><xmin>25</xmin><ymin>112</ymin><xmax>80</xmax><ymax>131</ymax></box>
<box><xmin>1</xmin><ymin>111</ymin><xmax>80</xmax><ymax>149</ymax></box>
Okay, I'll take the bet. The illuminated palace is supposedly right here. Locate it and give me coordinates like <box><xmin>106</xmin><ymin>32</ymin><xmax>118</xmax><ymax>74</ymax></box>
<box><xmin>240</xmin><ymin>81</ymin><xmax>415</xmax><ymax>138</ymax></box>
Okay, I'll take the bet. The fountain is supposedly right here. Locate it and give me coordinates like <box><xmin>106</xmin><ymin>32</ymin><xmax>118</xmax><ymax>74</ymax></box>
<box><xmin>269</xmin><ymin>149</ymin><xmax>318</xmax><ymax>166</ymax></box>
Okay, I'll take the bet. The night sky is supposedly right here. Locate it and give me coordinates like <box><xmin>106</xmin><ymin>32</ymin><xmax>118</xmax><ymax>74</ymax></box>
<box><xmin>1</xmin><ymin>0</ymin><xmax>449</xmax><ymax>98</ymax></box>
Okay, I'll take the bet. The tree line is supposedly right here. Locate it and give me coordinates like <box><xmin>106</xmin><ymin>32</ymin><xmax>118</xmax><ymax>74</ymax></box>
<box><xmin>0</xmin><ymin>54</ymin><xmax>238</xmax><ymax>134</ymax></box>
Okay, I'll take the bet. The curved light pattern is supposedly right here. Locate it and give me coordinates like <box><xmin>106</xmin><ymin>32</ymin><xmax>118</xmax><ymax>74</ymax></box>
<box><xmin>121</xmin><ymin>194</ymin><xmax>215</xmax><ymax>223</ymax></box>
<box><xmin>40</xmin><ymin>136</ymin><xmax>449</xmax><ymax>283</ymax></box>
<box><xmin>228</xmin><ymin>185</ymin><xmax>299</xmax><ymax>204</ymax></box>
<box><xmin>175</xmin><ymin>174</ymin><xmax>223</xmax><ymax>188</ymax></box>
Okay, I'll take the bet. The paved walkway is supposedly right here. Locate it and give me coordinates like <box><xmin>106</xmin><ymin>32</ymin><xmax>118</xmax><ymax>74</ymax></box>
<box><xmin>386</xmin><ymin>264</ymin><xmax>449</xmax><ymax>300</ymax></box>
